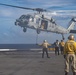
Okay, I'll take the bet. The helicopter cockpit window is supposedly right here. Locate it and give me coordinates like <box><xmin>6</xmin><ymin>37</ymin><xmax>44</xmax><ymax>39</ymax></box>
<box><xmin>26</xmin><ymin>15</ymin><xmax>31</xmax><ymax>19</ymax></box>
<box><xmin>41</xmin><ymin>20</ymin><xmax>48</xmax><ymax>29</ymax></box>
<box><xmin>19</xmin><ymin>15</ymin><xmax>26</xmax><ymax>19</ymax></box>
<box><xmin>19</xmin><ymin>15</ymin><xmax>31</xmax><ymax>20</ymax></box>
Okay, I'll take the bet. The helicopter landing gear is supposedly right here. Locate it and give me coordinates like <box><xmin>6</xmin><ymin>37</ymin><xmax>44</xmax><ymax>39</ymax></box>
<box><xmin>37</xmin><ymin>29</ymin><xmax>40</xmax><ymax>34</ymax></box>
<box><xmin>62</xmin><ymin>34</ymin><xmax>65</xmax><ymax>40</ymax></box>
<box><xmin>23</xmin><ymin>27</ymin><xmax>27</xmax><ymax>32</ymax></box>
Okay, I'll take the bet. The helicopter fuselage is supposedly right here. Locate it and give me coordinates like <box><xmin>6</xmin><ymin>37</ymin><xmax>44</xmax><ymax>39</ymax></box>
<box><xmin>15</xmin><ymin>13</ymin><xmax>69</xmax><ymax>34</ymax></box>
<box><xmin>0</xmin><ymin>3</ymin><xmax>76</xmax><ymax>40</ymax></box>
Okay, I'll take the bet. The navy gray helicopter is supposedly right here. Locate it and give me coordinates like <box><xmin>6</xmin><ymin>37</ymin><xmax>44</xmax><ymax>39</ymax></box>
<box><xmin>0</xmin><ymin>3</ymin><xmax>76</xmax><ymax>40</ymax></box>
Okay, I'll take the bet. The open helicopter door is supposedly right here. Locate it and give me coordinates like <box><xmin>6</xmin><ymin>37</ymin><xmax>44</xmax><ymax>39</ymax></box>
<box><xmin>41</xmin><ymin>20</ymin><xmax>48</xmax><ymax>29</ymax></box>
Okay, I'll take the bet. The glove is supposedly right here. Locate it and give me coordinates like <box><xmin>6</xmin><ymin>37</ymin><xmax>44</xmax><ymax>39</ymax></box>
<box><xmin>64</xmin><ymin>55</ymin><xmax>66</xmax><ymax>59</ymax></box>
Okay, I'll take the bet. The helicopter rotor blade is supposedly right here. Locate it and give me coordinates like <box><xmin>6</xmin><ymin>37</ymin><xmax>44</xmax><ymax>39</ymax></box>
<box><xmin>0</xmin><ymin>3</ymin><xmax>47</xmax><ymax>12</ymax></box>
<box><xmin>0</xmin><ymin>3</ymin><xmax>34</xmax><ymax>10</ymax></box>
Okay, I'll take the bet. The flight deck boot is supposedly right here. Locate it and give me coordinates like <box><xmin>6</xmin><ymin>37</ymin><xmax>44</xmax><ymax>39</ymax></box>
<box><xmin>65</xmin><ymin>72</ymin><xmax>68</xmax><ymax>75</ymax></box>
<box><xmin>73</xmin><ymin>72</ymin><xmax>76</xmax><ymax>75</ymax></box>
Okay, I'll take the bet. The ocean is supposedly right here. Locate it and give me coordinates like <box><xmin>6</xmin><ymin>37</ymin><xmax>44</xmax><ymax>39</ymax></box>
<box><xmin>0</xmin><ymin>44</ymin><xmax>54</xmax><ymax>50</ymax></box>
<box><xmin>0</xmin><ymin>44</ymin><xmax>40</xmax><ymax>49</ymax></box>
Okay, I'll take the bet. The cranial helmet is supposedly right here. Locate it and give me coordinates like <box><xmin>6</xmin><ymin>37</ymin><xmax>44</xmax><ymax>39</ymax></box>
<box><xmin>44</xmin><ymin>40</ymin><xmax>47</xmax><ymax>42</ymax></box>
<box><xmin>68</xmin><ymin>34</ymin><xmax>74</xmax><ymax>40</ymax></box>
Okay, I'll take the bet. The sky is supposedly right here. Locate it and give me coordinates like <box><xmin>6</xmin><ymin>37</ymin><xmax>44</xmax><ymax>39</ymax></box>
<box><xmin>0</xmin><ymin>0</ymin><xmax>76</xmax><ymax>44</ymax></box>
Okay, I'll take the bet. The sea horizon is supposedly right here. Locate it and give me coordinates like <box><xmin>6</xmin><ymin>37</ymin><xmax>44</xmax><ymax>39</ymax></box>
<box><xmin>0</xmin><ymin>44</ymin><xmax>54</xmax><ymax>49</ymax></box>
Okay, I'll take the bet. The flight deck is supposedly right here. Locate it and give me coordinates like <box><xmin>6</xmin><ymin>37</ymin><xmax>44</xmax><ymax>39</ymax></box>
<box><xmin>0</xmin><ymin>50</ymin><xmax>73</xmax><ymax>75</ymax></box>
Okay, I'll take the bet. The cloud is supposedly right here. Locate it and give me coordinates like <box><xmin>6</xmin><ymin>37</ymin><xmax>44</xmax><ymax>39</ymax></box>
<box><xmin>0</xmin><ymin>9</ymin><xmax>13</xmax><ymax>17</ymax></box>
<box><xmin>46</xmin><ymin>10</ymin><xmax>76</xmax><ymax>18</ymax></box>
<box><xmin>27</xmin><ymin>0</ymin><xmax>75</xmax><ymax>8</ymax></box>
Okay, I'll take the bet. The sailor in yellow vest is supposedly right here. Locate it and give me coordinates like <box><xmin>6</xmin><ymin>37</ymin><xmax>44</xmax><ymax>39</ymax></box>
<box><xmin>64</xmin><ymin>34</ymin><xmax>76</xmax><ymax>75</ymax></box>
<box><xmin>59</xmin><ymin>40</ymin><xmax>65</xmax><ymax>54</ymax></box>
<box><xmin>39</xmin><ymin>40</ymin><xmax>51</xmax><ymax>58</ymax></box>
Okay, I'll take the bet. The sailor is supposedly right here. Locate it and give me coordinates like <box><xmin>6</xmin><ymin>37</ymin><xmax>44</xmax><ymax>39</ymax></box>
<box><xmin>55</xmin><ymin>40</ymin><xmax>60</xmax><ymax>55</ymax></box>
<box><xmin>59</xmin><ymin>40</ymin><xmax>65</xmax><ymax>54</ymax></box>
<box><xmin>64</xmin><ymin>34</ymin><xmax>76</xmax><ymax>75</ymax></box>
<box><xmin>39</xmin><ymin>40</ymin><xmax>51</xmax><ymax>58</ymax></box>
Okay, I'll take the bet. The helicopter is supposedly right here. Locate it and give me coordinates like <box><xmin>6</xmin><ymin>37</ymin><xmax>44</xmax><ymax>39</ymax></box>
<box><xmin>0</xmin><ymin>3</ymin><xmax>76</xmax><ymax>40</ymax></box>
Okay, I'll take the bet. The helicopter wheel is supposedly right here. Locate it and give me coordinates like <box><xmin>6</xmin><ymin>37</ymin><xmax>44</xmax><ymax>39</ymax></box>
<box><xmin>37</xmin><ymin>29</ymin><xmax>40</xmax><ymax>34</ymax></box>
<box><xmin>23</xmin><ymin>28</ymin><xmax>27</xmax><ymax>32</ymax></box>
